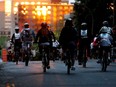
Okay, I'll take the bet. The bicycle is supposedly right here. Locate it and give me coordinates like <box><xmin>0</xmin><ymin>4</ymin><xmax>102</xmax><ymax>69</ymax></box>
<box><xmin>25</xmin><ymin>43</ymin><xmax>31</xmax><ymax>66</ymax></box>
<box><xmin>101</xmin><ymin>47</ymin><xmax>110</xmax><ymax>72</ymax></box>
<box><xmin>22</xmin><ymin>42</ymin><xmax>32</xmax><ymax>66</ymax></box>
<box><xmin>64</xmin><ymin>49</ymin><xmax>74</xmax><ymax>74</ymax></box>
<box><xmin>39</xmin><ymin>42</ymin><xmax>50</xmax><ymax>72</ymax></box>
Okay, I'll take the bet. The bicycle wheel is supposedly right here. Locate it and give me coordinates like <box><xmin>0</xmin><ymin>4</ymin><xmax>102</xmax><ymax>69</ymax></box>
<box><xmin>15</xmin><ymin>51</ymin><xmax>19</xmax><ymax>65</ymax></box>
<box><xmin>66</xmin><ymin>51</ymin><xmax>71</xmax><ymax>74</ymax></box>
<box><xmin>67</xmin><ymin>58</ymin><xmax>71</xmax><ymax>74</ymax></box>
<box><xmin>25</xmin><ymin>50</ymin><xmax>30</xmax><ymax>66</ymax></box>
<box><xmin>42</xmin><ymin>53</ymin><xmax>47</xmax><ymax>72</ymax></box>
<box><xmin>101</xmin><ymin>51</ymin><xmax>108</xmax><ymax>72</ymax></box>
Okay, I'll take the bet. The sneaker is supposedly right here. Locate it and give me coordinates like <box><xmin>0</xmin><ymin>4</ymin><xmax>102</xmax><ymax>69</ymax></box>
<box><xmin>71</xmin><ymin>66</ymin><xmax>75</xmax><ymax>71</ymax></box>
<box><xmin>97</xmin><ymin>59</ymin><xmax>102</xmax><ymax>63</ymax></box>
<box><xmin>78</xmin><ymin>62</ymin><xmax>82</xmax><ymax>65</ymax></box>
<box><xmin>47</xmin><ymin>65</ymin><xmax>50</xmax><ymax>69</ymax></box>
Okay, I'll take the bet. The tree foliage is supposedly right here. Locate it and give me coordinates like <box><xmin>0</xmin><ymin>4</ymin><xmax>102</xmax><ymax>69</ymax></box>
<box><xmin>74</xmin><ymin>0</ymin><xmax>115</xmax><ymax>36</ymax></box>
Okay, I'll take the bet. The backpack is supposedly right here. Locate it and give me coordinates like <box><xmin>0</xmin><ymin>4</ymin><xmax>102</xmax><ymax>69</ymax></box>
<box><xmin>22</xmin><ymin>28</ymin><xmax>32</xmax><ymax>41</ymax></box>
<box><xmin>80</xmin><ymin>29</ymin><xmax>88</xmax><ymax>38</ymax></box>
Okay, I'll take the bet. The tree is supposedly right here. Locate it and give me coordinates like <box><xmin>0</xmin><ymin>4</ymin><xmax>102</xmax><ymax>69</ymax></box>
<box><xmin>74</xmin><ymin>0</ymin><xmax>114</xmax><ymax>36</ymax></box>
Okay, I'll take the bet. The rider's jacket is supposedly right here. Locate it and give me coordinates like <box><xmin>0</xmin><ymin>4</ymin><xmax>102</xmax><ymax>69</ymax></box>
<box><xmin>97</xmin><ymin>33</ymin><xmax>113</xmax><ymax>47</ymax></box>
<box><xmin>14</xmin><ymin>33</ymin><xmax>21</xmax><ymax>40</ymax></box>
<box><xmin>35</xmin><ymin>28</ymin><xmax>52</xmax><ymax>44</ymax></box>
<box><xmin>59</xmin><ymin>26</ymin><xmax>78</xmax><ymax>49</ymax></box>
<box><xmin>99</xmin><ymin>26</ymin><xmax>113</xmax><ymax>36</ymax></box>
<box><xmin>11</xmin><ymin>32</ymin><xmax>21</xmax><ymax>44</ymax></box>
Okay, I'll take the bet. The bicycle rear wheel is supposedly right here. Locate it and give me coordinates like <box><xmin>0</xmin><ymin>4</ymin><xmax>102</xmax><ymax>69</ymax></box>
<box><xmin>25</xmin><ymin>51</ymin><xmax>30</xmax><ymax>66</ymax></box>
<box><xmin>83</xmin><ymin>48</ymin><xmax>87</xmax><ymax>68</ymax></box>
<box><xmin>66</xmin><ymin>51</ymin><xmax>71</xmax><ymax>74</ymax></box>
<box><xmin>67</xmin><ymin>59</ymin><xmax>71</xmax><ymax>74</ymax></box>
<box><xmin>101</xmin><ymin>51</ymin><xmax>108</xmax><ymax>72</ymax></box>
<box><xmin>15</xmin><ymin>51</ymin><xmax>19</xmax><ymax>65</ymax></box>
<box><xmin>42</xmin><ymin>53</ymin><xmax>48</xmax><ymax>72</ymax></box>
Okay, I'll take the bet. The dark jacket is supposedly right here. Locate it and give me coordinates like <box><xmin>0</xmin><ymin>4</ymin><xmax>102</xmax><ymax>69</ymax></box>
<box><xmin>59</xmin><ymin>26</ymin><xmax>78</xmax><ymax>49</ymax></box>
<box><xmin>35</xmin><ymin>28</ymin><xmax>52</xmax><ymax>44</ymax></box>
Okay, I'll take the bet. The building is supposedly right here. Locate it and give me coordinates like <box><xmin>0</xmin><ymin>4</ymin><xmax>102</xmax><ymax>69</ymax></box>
<box><xmin>0</xmin><ymin>0</ymin><xmax>74</xmax><ymax>37</ymax></box>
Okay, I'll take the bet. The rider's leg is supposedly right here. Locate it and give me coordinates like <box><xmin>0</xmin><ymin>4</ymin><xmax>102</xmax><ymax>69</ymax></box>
<box><xmin>97</xmin><ymin>47</ymin><xmax>103</xmax><ymax>63</ymax></box>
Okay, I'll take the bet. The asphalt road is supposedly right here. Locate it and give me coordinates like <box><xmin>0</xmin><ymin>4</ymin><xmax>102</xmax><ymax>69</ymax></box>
<box><xmin>0</xmin><ymin>59</ymin><xmax>116</xmax><ymax>87</ymax></box>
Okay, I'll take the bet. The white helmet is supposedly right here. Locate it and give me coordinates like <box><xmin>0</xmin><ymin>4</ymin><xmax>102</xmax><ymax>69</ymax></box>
<box><xmin>24</xmin><ymin>23</ymin><xmax>29</xmax><ymax>26</ymax></box>
<box><xmin>81</xmin><ymin>22</ymin><xmax>87</xmax><ymax>26</ymax></box>
<box><xmin>15</xmin><ymin>26</ymin><xmax>19</xmax><ymax>30</ymax></box>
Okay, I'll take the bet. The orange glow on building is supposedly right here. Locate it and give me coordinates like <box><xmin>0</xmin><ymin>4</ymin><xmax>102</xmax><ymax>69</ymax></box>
<box><xmin>13</xmin><ymin>2</ymin><xmax>73</xmax><ymax>32</ymax></box>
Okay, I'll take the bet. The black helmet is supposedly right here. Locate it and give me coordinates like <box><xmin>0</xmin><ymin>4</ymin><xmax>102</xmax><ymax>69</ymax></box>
<box><xmin>65</xmin><ymin>18</ymin><xmax>73</xmax><ymax>26</ymax></box>
<box><xmin>41</xmin><ymin>22</ymin><xmax>47</xmax><ymax>27</ymax></box>
<box><xmin>81</xmin><ymin>22</ymin><xmax>87</xmax><ymax>29</ymax></box>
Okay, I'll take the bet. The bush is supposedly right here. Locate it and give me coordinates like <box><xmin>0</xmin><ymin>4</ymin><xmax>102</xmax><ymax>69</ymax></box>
<box><xmin>0</xmin><ymin>36</ymin><xmax>8</xmax><ymax>48</ymax></box>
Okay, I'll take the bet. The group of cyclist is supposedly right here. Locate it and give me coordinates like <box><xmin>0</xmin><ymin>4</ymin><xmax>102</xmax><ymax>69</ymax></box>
<box><xmin>10</xmin><ymin>18</ymin><xmax>116</xmax><ymax>71</ymax></box>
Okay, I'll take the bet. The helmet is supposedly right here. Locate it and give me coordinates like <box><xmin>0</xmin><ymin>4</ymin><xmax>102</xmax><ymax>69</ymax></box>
<box><xmin>81</xmin><ymin>22</ymin><xmax>87</xmax><ymax>30</ymax></box>
<box><xmin>24</xmin><ymin>23</ymin><xmax>29</xmax><ymax>28</ymax></box>
<box><xmin>102</xmin><ymin>21</ymin><xmax>108</xmax><ymax>26</ymax></box>
<box><xmin>65</xmin><ymin>18</ymin><xmax>73</xmax><ymax>26</ymax></box>
<box><xmin>100</xmin><ymin>26</ymin><xmax>108</xmax><ymax>33</ymax></box>
<box><xmin>24</xmin><ymin>23</ymin><xmax>29</xmax><ymax>26</ymax></box>
<box><xmin>15</xmin><ymin>26</ymin><xmax>19</xmax><ymax>30</ymax></box>
<box><xmin>81</xmin><ymin>22</ymin><xmax>87</xmax><ymax>26</ymax></box>
<box><xmin>41</xmin><ymin>22</ymin><xmax>47</xmax><ymax>27</ymax></box>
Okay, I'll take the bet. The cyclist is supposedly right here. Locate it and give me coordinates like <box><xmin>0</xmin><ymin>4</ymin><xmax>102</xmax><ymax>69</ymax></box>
<box><xmin>78</xmin><ymin>22</ymin><xmax>91</xmax><ymax>66</ymax></box>
<box><xmin>47</xmin><ymin>24</ymin><xmax>59</xmax><ymax>61</ymax></box>
<box><xmin>21</xmin><ymin>23</ymin><xmax>35</xmax><ymax>66</ymax></box>
<box><xmin>96</xmin><ymin>26</ymin><xmax>113</xmax><ymax>63</ymax></box>
<box><xmin>99</xmin><ymin>21</ymin><xmax>113</xmax><ymax>36</ymax></box>
<box><xmin>34</xmin><ymin>22</ymin><xmax>52</xmax><ymax>69</ymax></box>
<box><xmin>59</xmin><ymin>18</ymin><xmax>78</xmax><ymax>70</ymax></box>
<box><xmin>97</xmin><ymin>21</ymin><xmax>113</xmax><ymax>63</ymax></box>
<box><xmin>11</xmin><ymin>26</ymin><xmax>22</xmax><ymax>63</ymax></box>
<box><xmin>47</xmin><ymin>24</ymin><xmax>56</xmax><ymax>49</ymax></box>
